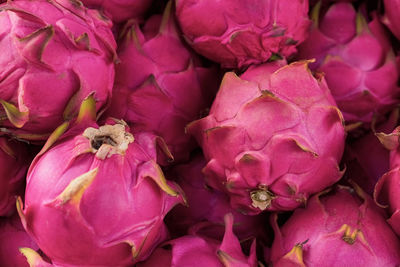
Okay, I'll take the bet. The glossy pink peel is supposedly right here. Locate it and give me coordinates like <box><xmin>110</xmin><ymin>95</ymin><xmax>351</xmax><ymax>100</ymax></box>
<box><xmin>80</xmin><ymin>0</ymin><xmax>153</xmax><ymax>23</ymax></box>
<box><xmin>271</xmin><ymin>185</ymin><xmax>400</xmax><ymax>267</ymax></box>
<box><xmin>165</xmin><ymin>153</ymin><xmax>268</xmax><ymax>241</ymax></box>
<box><xmin>175</xmin><ymin>0</ymin><xmax>310</xmax><ymax>68</ymax></box>
<box><xmin>105</xmin><ymin>3</ymin><xmax>219</xmax><ymax>164</ymax></box>
<box><xmin>138</xmin><ymin>214</ymin><xmax>258</xmax><ymax>267</ymax></box>
<box><xmin>0</xmin><ymin>0</ymin><xmax>116</xmax><ymax>140</ymax></box>
<box><xmin>297</xmin><ymin>2</ymin><xmax>400</xmax><ymax>123</ymax></box>
<box><xmin>19</xmin><ymin>119</ymin><xmax>185</xmax><ymax>266</ymax></box>
<box><xmin>0</xmin><ymin>136</ymin><xmax>29</xmax><ymax>216</ymax></box>
<box><xmin>188</xmin><ymin>61</ymin><xmax>346</xmax><ymax>214</ymax></box>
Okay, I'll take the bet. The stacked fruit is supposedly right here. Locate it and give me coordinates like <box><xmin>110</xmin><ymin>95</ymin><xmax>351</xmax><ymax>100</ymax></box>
<box><xmin>1</xmin><ymin>0</ymin><xmax>400</xmax><ymax>266</ymax></box>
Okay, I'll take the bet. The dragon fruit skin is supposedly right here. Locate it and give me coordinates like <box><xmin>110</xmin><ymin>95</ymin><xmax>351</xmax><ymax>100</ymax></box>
<box><xmin>382</xmin><ymin>0</ymin><xmax>400</xmax><ymax>40</ymax></box>
<box><xmin>80</xmin><ymin>0</ymin><xmax>153</xmax><ymax>23</ymax></box>
<box><xmin>375</xmin><ymin>168</ymin><xmax>400</xmax><ymax>235</ymax></box>
<box><xmin>374</xmin><ymin>125</ymin><xmax>400</xmax><ymax>235</ymax></box>
<box><xmin>18</xmin><ymin>118</ymin><xmax>185</xmax><ymax>266</ymax></box>
<box><xmin>188</xmin><ymin>61</ymin><xmax>346</xmax><ymax>214</ymax></box>
<box><xmin>342</xmin><ymin>111</ymin><xmax>399</xmax><ymax>195</ymax></box>
<box><xmin>0</xmin><ymin>136</ymin><xmax>29</xmax><ymax>216</ymax></box>
<box><xmin>138</xmin><ymin>214</ymin><xmax>258</xmax><ymax>267</ymax></box>
<box><xmin>165</xmin><ymin>153</ymin><xmax>268</xmax><ymax>242</ymax></box>
<box><xmin>343</xmin><ymin>137</ymin><xmax>390</xmax><ymax>195</ymax></box>
<box><xmin>105</xmin><ymin>3</ymin><xmax>219</xmax><ymax>164</ymax></box>
<box><xmin>297</xmin><ymin>2</ymin><xmax>400</xmax><ymax>123</ymax></box>
<box><xmin>271</xmin><ymin>186</ymin><xmax>400</xmax><ymax>267</ymax></box>
<box><xmin>174</xmin><ymin>0</ymin><xmax>311</xmax><ymax>69</ymax></box>
<box><xmin>0</xmin><ymin>214</ymin><xmax>40</xmax><ymax>267</ymax></box>
<box><xmin>0</xmin><ymin>0</ymin><xmax>116</xmax><ymax>141</ymax></box>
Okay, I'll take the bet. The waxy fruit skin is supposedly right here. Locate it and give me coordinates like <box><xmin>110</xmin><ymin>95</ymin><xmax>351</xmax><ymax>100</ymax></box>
<box><xmin>188</xmin><ymin>61</ymin><xmax>345</xmax><ymax>214</ymax></box>
<box><xmin>0</xmin><ymin>214</ymin><xmax>40</xmax><ymax>267</ymax></box>
<box><xmin>0</xmin><ymin>136</ymin><xmax>29</xmax><ymax>216</ymax></box>
<box><xmin>105</xmin><ymin>2</ymin><xmax>219</xmax><ymax>164</ymax></box>
<box><xmin>80</xmin><ymin>0</ymin><xmax>153</xmax><ymax>23</ymax></box>
<box><xmin>175</xmin><ymin>0</ymin><xmax>311</xmax><ymax>68</ymax></box>
<box><xmin>165</xmin><ymin>153</ymin><xmax>268</xmax><ymax>241</ymax></box>
<box><xmin>297</xmin><ymin>2</ymin><xmax>400</xmax><ymax>123</ymax></box>
<box><xmin>374</xmin><ymin>126</ymin><xmax>400</xmax><ymax>236</ymax></box>
<box><xmin>0</xmin><ymin>0</ymin><xmax>116</xmax><ymax>141</ymax></box>
<box><xmin>271</xmin><ymin>186</ymin><xmax>400</xmax><ymax>267</ymax></box>
<box><xmin>19</xmin><ymin>119</ymin><xmax>185</xmax><ymax>266</ymax></box>
<box><xmin>382</xmin><ymin>0</ymin><xmax>400</xmax><ymax>40</ymax></box>
<box><xmin>138</xmin><ymin>214</ymin><xmax>258</xmax><ymax>267</ymax></box>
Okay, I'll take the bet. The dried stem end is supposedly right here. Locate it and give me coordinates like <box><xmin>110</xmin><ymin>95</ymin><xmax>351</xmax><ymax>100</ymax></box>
<box><xmin>83</xmin><ymin>124</ymin><xmax>134</xmax><ymax>159</ymax></box>
<box><xmin>341</xmin><ymin>224</ymin><xmax>360</xmax><ymax>245</ymax></box>
<box><xmin>250</xmin><ymin>186</ymin><xmax>275</xmax><ymax>210</ymax></box>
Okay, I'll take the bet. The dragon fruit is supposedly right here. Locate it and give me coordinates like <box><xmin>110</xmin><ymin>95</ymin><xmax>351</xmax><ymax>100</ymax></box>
<box><xmin>174</xmin><ymin>0</ymin><xmax>311</xmax><ymax>69</ymax></box>
<box><xmin>165</xmin><ymin>153</ymin><xmax>268</xmax><ymax>241</ymax></box>
<box><xmin>374</xmin><ymin>125</ymin><xmax>400</xmax><ymax>235</ymax></box>
<box><xmin>382</xmin><ymin>0</ymin><xmax>400</xmax><ymax>40</ymax></box>
<box><xmin>138</xmin><ymin>214</ymin><xmax>258</xmax><ymax>267</ymax></box>
<box><xmin>188</xmin><ymin>61</ymin><xmax>346</xmax><ymax>214</ymax></box>
<box><xmin>342</xmin><ymin>110</ymin><xmax>399</xmax><ymax>194</ymax></box>
<box><xmin>374</xmin><ymin>167</ymin><xmax>400</xmax><ymax>236</ymax></box>
<box><xmin>80</xmin><ymin>0</ymin><xmax>153</xmax><ymax>23</ymax></box>
<box><xmin>0</xmin><ymin>0</ymin><xmax>116</xmax><ymax>141</ymax></box>
<box><xmin>105</xmin><ymin>2</ymin><xmax>219</xmax><ymax>164</ymax></box>
<box><xmin>17</xmin><ymin>100</ymin><xmax>185</xmax><ymax>266</ymax></box>
<box><xmin>297</xmin><ymin>2</ymin><xmax>400</xmax><ymax>123</ymax></box>
<box><xmin>343</xmin><ymin>136</ymin><xmax>390</xmax><ymax>195</ymax></box>
<box><xmin>271</xmin><ymin>185</ymin><xmax>400</xmax><ymax>267</ymax></box>
<box><xmin>0</xmin><ymin>136</ymin><xmax>29</xmax><ymax>216</ymax></box>
<box><xmin>0</xmin><ymin>214</ymin><xmax>41</xmax><ymax>267</ymax></box>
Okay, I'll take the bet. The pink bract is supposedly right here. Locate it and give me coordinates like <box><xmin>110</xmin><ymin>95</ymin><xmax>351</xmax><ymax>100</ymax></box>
<box><xmin>0</xmin><ymin>136</ymin><xmax>29</xmax><ymax>216</ymax></box>
<box><xmin>188</xmin><ymin>61</ymin><xmax>346</xmax><ymax>214</ymax></box>
<box><xmin>271</xmin><ymin>185</ymin><xmax>400</xmax><ymax>266</ymax></box>
<box><xmin>165</xmin><ymin>153</ymin><xmax>268</xmax><ymax>241</ymax></box>
<box><xmin>374</xmin><ymin>125</ymin><xmax>400</xmax><ymax>235</ymax></box>
<box><xmin>342</xmin><ymin>111</ymin><xmax>399</xmax><ymax>194</ymax></box>
<box><xmin>138</xmin><ymin>214</ymin><xmax>258</xmax><ymax>267</ymax></box>
<box><xmin>175</xmin><ymin>0</ymin><xmax>310</xmax><ymax>68</ymax></box>
<box><xmin>382</xmin><ymin>0</ymin><xmax>400</xmax><ymax>40</ymax></box>
<box><xmin>0</xmin><ymin>0</ymin><xmax>116</xmax><ymax>141</ymax></box>
<box><xmin>105</xmin><ymin>3</ymin><xmax>219</xmax><ymax>164</ymax></box>
<box><xmin>0</xmin><ymin>214</ymin><xmax>40</xmax><ymax>267</ymax></box>
<box><xmin>297</xmin><ymin>2</ymin><xmax>400</xmax><ymax>123</ymax></box>
<box><xmin>80</xmin><ymin>0</ymin><xmax>153</xmax><ymax>23</ymax></box>
<box><xmin>19</xmin><ymin>117</ymin><xmax>185</xmax><ymax>266</ymax></box>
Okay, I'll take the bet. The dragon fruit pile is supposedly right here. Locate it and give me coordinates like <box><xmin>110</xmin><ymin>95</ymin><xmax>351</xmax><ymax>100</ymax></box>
<box><xmin>2</xmin><ymin>0</ymin><xmax>400</xmax><ymax>266</ymax></box>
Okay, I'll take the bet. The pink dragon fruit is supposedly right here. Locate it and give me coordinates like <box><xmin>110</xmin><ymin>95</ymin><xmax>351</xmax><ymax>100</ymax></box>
<box><xmin>342</xmin><ymin>110</ymin><xmax>399</xmax><ymax>194</ymax></box>
<box><xmin>80</xmin><ymin>0</ymin><xmax>153</xmax><ymax>23</ymax></box>
<box><xmin>374</xmin><ymin>167</ymin><xmax>400</xmax><ymax>236</ymax></box>
<box><xmin>187</xmin><ymin>61</ymin><xmax>346</xmax><ymax>214</ymax></box>
<box><xmin>343</xmin><ymin>137</ymin><xmax>390</xmax><ymax>195</ymax></box>
<box><xmin>174</xmin><ymin>0</ymin><xmax>311</xmax><ymax>69</ymax></box>
<box><xmin>374</xmin><ymin>125</ymin><xmax>400</xmax><ymax>235</ymax></box>
<box><xmin>18</xmin><ymin>100</ymin><xmax>185</xmax><ymax>266</ymax></box>
<box><xmin>138</xmin><ymin>214</ymin><xmax>258</xmax><ymax>267</ymax></box>
<box><xmin>0</xmin><ymin>136</ymin><xmax>29</xmax><ymax>216</ymax></box>
<box><xmin>0</xmin><ymin>214</ymin><xmax>42</xmax><ymax>267</ymax></box>
<box><xmin>382</xmin><ymin>0</ymin><xmax>400</xmax><ymax>40</ymax></box>
<box><xmin>297</xmin><ymin>2</ymin><xmax>400</xmax><ymax>123</ymax></box>
<box><xmin>105</xmin><ymin>2</ymin><xmax>219</xmax><ymax>164</ymax></box>
<box><xmin>165</xmin><ymin>153</ymin><xmax>268</xmax><ymax>241</ymax></box>
<box><xmin>20</xmin><ymin>249</ymin><xmax>53</xmax><ymax>267</ymax></box>
<box><xmin>271</xmin><ymin>185</ymin><xmax>400</xmax><ymax>267</ymax></box>
<box><xmin>0</xmin><ymin>0</ymin><xmax>116</xmax><ymax>141</ymax></box>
